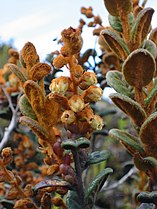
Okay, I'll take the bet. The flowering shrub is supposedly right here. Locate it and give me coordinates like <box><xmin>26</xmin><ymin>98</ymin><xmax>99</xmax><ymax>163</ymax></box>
<box><xmin>1</xmin><ymin>0</ymin><xmax>157</xmax><ymax>208</ymax></box>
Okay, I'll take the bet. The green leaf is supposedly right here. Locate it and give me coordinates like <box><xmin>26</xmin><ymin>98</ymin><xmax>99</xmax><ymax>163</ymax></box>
<box><xmin>142</xmin><ymin>40</ymin><xmax>157</xmax><ymax>59</ymax></box>
<box><xmin>19</xmin><ymin>116</ymin><xmax>50</xmax><ymax>142</ymax></box>
<box><xmin>106</xmin><ymin>70</ymin><xmax>132</xmax><ymax>97</ymax></box>
<box><xmin>61</xmin><ymin>137</ymin><xmax>90</xmax><ymax>150</ymax></box>
<box><xmin>101</xmin><ymin>29</ymin><xmax>130</xmax><ymax>60</ymax></box>
<box><xmin>131</xmin><ymin>7</ymin><xmax>154</xmax><ymax>48</ymax></box>
<box><xmin>85</xmin><ymin>168</ymin><xmax>113</xmax><ymax>207</ymax></box>
<box><xmin>144</xmin><ymin>81</ymin><xmax>157</xmax><ymax>106</ymax></box>
<box><xmin>109</xmin><ymin>129</ymin><xmax>145</xmax><ymax>155</ymax></box>
<box><xmin>123</xmin><ymin>49</ymin><xmax>156</xmax><ymax>88</ymax></box>
<box><xmin>110</xmin><ymin>93</ymin><xmax>146</xmax><ymax>126</ymax></box>
<box><xmin>8</xmin><ymin>64</ymin><xmax>27</xmax><ymax>83</ymax></box>
<box><xmin>18</xmin><ymin>94</ymin><xmax>37</xmax><ymax>120</ymax></box>
<box><xmin>109</xmin><ymin>13</ymin><xmax>134</xmax><ymax>32</ymax></box>
<box><xmin>66</xmin><ymin>191</ymin><xmax>83</xmax><ymax>209</ymax></box>
<box><xmin>76</xmin><ymin>137</ymin><xmax>90</xmax><ymax>149</ymax></box>
<box><xmin>137</xmin><ymin>203</ymin><xmax>154</xmax><ymax>209</ymax></box>
<box><xmin>137</xmin><ymin>192</ymin><xmax>157</xmax><ymax>205</ymax></box>
<box><xmin>103</xmin><ymin>0</ymin><xmax>132</xmax><ymax>16</ymax></box>
<box><xmin>86</xmin><ymin>150</ymin><xmax>110</xmax><ymax>167</ymax></box>
<box><xmin>140</xmin><ymin>112</ymin><xmax>157</xmax><ymax>145</ymax></box>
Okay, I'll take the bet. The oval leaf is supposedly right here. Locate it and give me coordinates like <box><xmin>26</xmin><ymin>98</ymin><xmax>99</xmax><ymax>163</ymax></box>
<box><xmin>61</xmin><ymin>140</ymin><xmax>77</xmax><ymax>150</ymax></box>
<box><xmin>123</xmin><ymin>49</ymin><xmax>156</xmax><ymax>88</ymax></box>
<box><xmin>106</xmin><ymin>70</ymin><xmax>132</xmax><ymax>97</ymax></box>
<box><xmin>8</xmin><ymin>64</ymin><xmax>27</xmax><ymax>83</ymax></box>
<box><xmin>23</xmin><ymin>80</ymin><xmax>44</xmax><ymax>113</ymax></box>
<box><xmin>137</xmin><ymin>192</ymin><xmax>157</xmax><ymax>205</ymax></box>
<box><xmin>29</xmin><ymin>63</ymin><xmax>51</xmax><ymax>81</ymax></box>
<box><xmin>103</xmin><ymin>0</ymin><xmax>132</xmax><ymax>16</ymax></box>
<box><xmin>18</xmin><ymin>94</ymin><xmax>37</xmax><ymax>120</ymax></box>
<box><xmin>75</xmin><ymin>137</ymin><xmax>90</xmax><ymax>149</ymax></box>
<box><xmin>142</xmin><ymin>40</ymin><xmax>157</xmax><ymax>59</ymax></box>
<box><xmin>131</xmin><ymin>7</ymin><xmax>154</xmax><ymax>48</ymax></box>
<box><xmin>85</xmin><ymin>168</ymin><xmax>113</xmax><ymax>206</ymax></box>
<box><xmin>34</xmin><ymin>179</ymin><xmax>71</xmax><ymax>191</ymax></box>
<box><xmin>19</xmin><ymin>116</ymin><xmax>50</xmax><ymax>142</ymax></box>
<box><xmin>66</xmin><ymin>191</ymin><xmax>83</xmax><ymax>209</ymax></box>
<box><xmin>109</xmin><ymin>129</ymin><xmax>145</xmax><ymax>154</ymax></box>
<box><xmin>110</xmin><ymin>93</ymin><xmax>146</xmax><ymax>126</ymax></box>
<box><xmin>86</xmin><ymin>150</ymin><xmax>110</xmax><ymax>167</ymax></box>
<box><xmin>109</xmin><ymin>13</ymin><xmax>134</xmax><ymax>33</ymax></box>
<box><xmin>140</xmin><ymin>112</ymin><xmax>157</xmax><ymax>145</ymax></box>
<box><xmin>149</xmin><ymin>27</ymin><xmax>157</xmax><ymax>45</ymax></box>
<box><xmin>101</xmin><ymin>29</ymin><xmax>130</xmax><ymax>60</ymax></box>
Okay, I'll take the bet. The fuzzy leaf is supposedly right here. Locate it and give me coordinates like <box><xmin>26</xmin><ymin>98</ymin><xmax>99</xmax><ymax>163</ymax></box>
<box><xmin>109</xmin><ymin>13</ymin><xmax>134</xmax><ymax>32</ymax></box>
<box><xmin>131</xmin><ymin>7</ymin><xmax>154</xmax><ymax>47</ymax></box>
<box><xmin>34</xmin><ymin>179</ymin><xmax>72</xmax><ymax>191</ymax></box>
<box><xmin>8</xmin><ymin>64</ymin><xmax>27</xmax><ymax>83</ymax></box>
<box><xmin>106</xmin><ymin>70</ymin><xmax>132</xmax><ymax>97</ymax></box>
<box><xmin>40</xmin><ymin>95</ymin><xmax>61</xmax><ymax>129</ymax></box>
<box><xmin>110</xmin><ymin>93</ymin><xmax>146</xmax><ymax>126</ymax></box>
<box><xmin>134</xmin><ymin>154</ymin><xmax>157</xmax><ymax>172</ymax></box>
<box><xmin>123</xmin><ymin>49</ymin><xmax>156</xmax><ymax>88</ymax></box>
<box><xmin>144</xmin><ymin>81</ymin><xmax>157</xmax><ymax>106</ymax></box>
<box><xmin>142</xmin><ymin>40</ymin><xmax>157</xmax><ymax>59</ymax></box>
<box><xmin>109</xmin><ymin>129</ymin><xmax>145</xmax><ymax>154</ymax></box>
<box><xmin>61</xmin><ymin>137</ymin><xmax>90</xmax><ymax>150</ymax></box>
<box><xmin>101</xmin><ymin>29</ymin><xmax>130</xmax><ymax>60</ymax></box>
<box><xmin>75</xmin><ymin>137</ymin><xmax>90</xmax><ymax>149</ymax></box>
<box><xmin>61</xmin><ymin>140</ymin><xmax>76</xmax><ymax>150</ymax></box>
<box><xmin>85</xmin><ymin>168</ymin><xmax>113</xmax><ymax>206</ymax></box>
<box><xmin>149</xmin><ymin>27</ymin><xmax>157</xmax><ymax>45</ymax></box>
<box><xmin>19</xmin><ymin>116</ymin><xmax>49</xmax><ymax>142</ymax></box>
<box><xmin>103</xmin><ymin>0</ymin><xmax>132</xmax><ymax>16</ymax></box>
<box><xmin>66</xmin><ymin>191</ymin><xmax>83</xmax><ymax>209</ymax></box>
<box><xmin>23</xmin><ymin>80</ymin><xmax>44</xmax><ymax>112</ymax></box>
<box><xmin>140</xmin><ymin>112</ymin><xmax>157</xmax><ymax>145</ymax></box>
<box><xmin>18</xmin><ymin>94</ymin><xmax>37</xmax><ymax>120</ymax></box>
<box><xmin>137</xmin><ymin>203</ymin><xmax>154</xmax><ymax>209</ymax></box>
<box><xmin>0</xmin><ymin>199</ymin><xmax>14</xmax><ymax>209</ymax></box>
<box><xmin>86</xmin><ymin>150</ymin><xmax>110</xmax><ymax>167</ymax></box>
<box><xmin>137</xmin><ymin>192</ymin><xmax>157</xmax><ymax>205</ymax></box>
<box><xmin>29</xmin><ymin>63</ymin><xmax>51</xmax><ymax>81</ymax></box>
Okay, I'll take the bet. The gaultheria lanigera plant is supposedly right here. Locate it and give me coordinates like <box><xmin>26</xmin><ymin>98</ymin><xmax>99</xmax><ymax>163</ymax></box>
<box><xmin>0</xmin><ymin>26</ymin><xmax>113</xmax><ymax>209</ymax></box>
<box><xmin>101</xmin><ymin>0</ymin><xmax>157</xmax><ymax>207</ymax></box>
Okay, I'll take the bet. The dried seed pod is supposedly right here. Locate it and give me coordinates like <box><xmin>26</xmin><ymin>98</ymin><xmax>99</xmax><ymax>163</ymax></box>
<box><xmin>79</xmin><ymin>72</ymin><xmax>97</xmax><ymax>90</ymax></box>
<box><xmin>68</xmin><ymin>95</ymin><xmax>85</xmax><ymax>113</ymax></box>
<box><xmin>53</xmin><ymin>54</ymin><xmax>67</xmax><ymax>68</ymax></box>
<box><xmin>123</xmin><ymin>49</ymin><xmax>156</xmax><ymax>88</ymax></box>
<box><xmin>83</xmin><ymin>86</ymin><xmax>103</xmax><ymax>103</ymax></box>
<box><xmin>90</xmin><ymin>115</ymin><xmax>104</xmax><ymax>130</ymax></box>
<box><xmin>61</xmin><ymin>110</ymin><xmax>76</xmax><ymax>124</ymax></box>
<box><xmin>49</xmin><ymin>76</ymin><xmax>69</xmax><ymax>94</ymax></box>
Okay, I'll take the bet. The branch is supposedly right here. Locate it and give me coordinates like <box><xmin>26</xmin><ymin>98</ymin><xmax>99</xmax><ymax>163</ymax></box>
<box><xmin>0</xmin><ymin>88</ymin><xmax>19</xmax><ymax>151</ymax></box>
<box><xmin>102</xmin><ymin>167</ymin><xmax>137</xmax><ymax>191</ymax></box>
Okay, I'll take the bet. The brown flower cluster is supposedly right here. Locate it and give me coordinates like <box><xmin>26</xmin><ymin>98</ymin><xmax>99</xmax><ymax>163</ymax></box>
<box><xmin>51</xmin><ymin>27</ymin><xmax>103</xmax><ymax>139</ymax></box>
